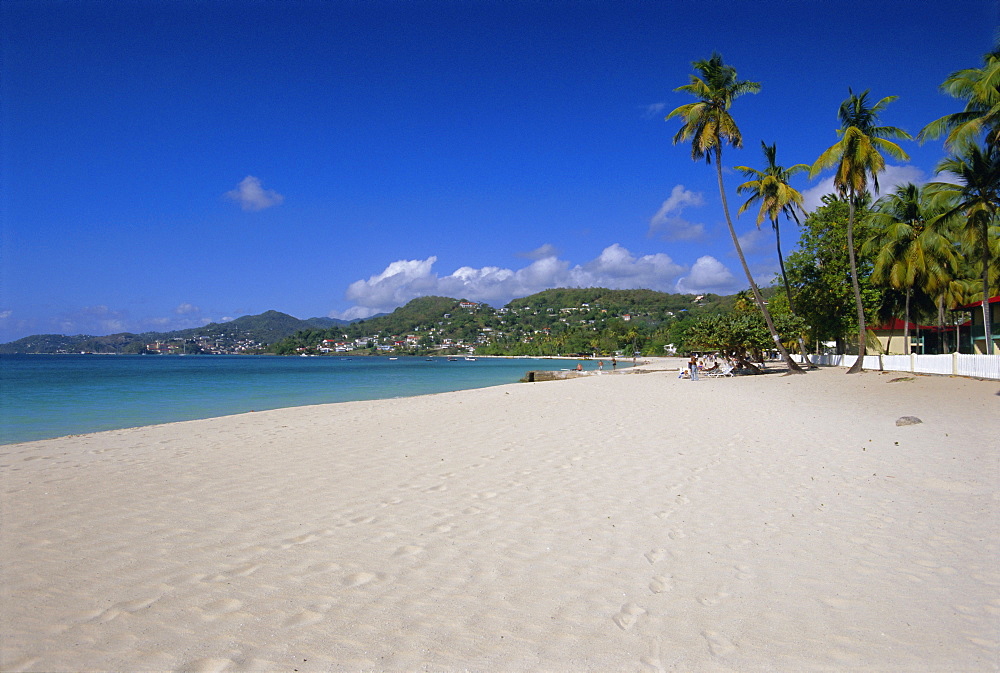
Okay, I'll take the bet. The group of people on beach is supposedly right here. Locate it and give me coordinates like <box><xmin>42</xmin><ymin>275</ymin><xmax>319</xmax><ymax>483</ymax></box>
<box><xmin>680</xmin><ymin>353</ymin><xmax>734</xmax><ymax>380</ymax></box>
<box><xmin>576</xmin><ymin>357</ymin><xmax>617</xmax><ymax>372</ymax></box>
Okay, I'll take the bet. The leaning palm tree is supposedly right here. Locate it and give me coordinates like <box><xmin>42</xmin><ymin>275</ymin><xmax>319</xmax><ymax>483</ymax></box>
<box><xmin>926</xmin><ymin>143</ymin><xmax>1000</xmax><ymax>354</ymax></box>
<box><xmin>666</xmin><ymin>53</ymin><xmax>804</xmax><ymax>373</ymax></box>
<box><xmin>734</xmin><ymin>142</ymin><xmax>813</xmax><ymax>363</ymax></box>
<box><xmin>919</xmin><ymin>47</ymin><xmax>1000</xmax><ymax>151</ymax></box>
<box><xmin>811</xmin><ymin>89</ymin><xmax>911</xmax><ymax>372</ymax></box>
<box><xmin>863</xmin><ymin>183</ymin><xmax>957</xmax><ymax>353</ymax></box>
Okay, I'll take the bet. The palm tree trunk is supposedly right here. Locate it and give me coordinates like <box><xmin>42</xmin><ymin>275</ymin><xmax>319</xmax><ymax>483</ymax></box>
<box><xmin>903</xmin><ymin>288</ymin><xmax>911</xmax><ymax>355</ymax></box>
<box><xmin>982</xmin><ymin>246</ymin><xmax>994</xmax><ymax>355</ymax></box>
<box><xmin>846</xmin><ymin>197</ymin><xmax>866</xmax><ymax>374</ymax></box>
<box><xmin>775</xmin><ymin>219</ymin><xmax>794</xmax><ymax>307</ymax></box>
<box><xmin>937</xmin><ymin>296</ymin><xmax>948</xmax><ymax>353</ymax></box>
<box><xmin>773</xmin><ymin>218</ymin><xmax>814</xmax><ymax>367</ymax></box>
<box><xmin>714</xmin><ymin>147</ymin><xmax>804</xmax><ymax>374</ymax></box>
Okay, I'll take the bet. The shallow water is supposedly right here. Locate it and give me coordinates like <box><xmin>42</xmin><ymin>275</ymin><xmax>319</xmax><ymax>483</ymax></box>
<box><xmin>0</xmin><ymin>354</ymin><xmax>555</xmax><ymax>444</ymax></box>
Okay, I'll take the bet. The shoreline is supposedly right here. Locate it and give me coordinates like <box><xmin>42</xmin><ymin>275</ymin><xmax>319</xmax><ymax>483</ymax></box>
<box><xmin>2</xmin><ymin>366</ymin><xmax>997</xmax><ymax>671</ymax></box>
<box><xmin>2</xmin><ymin>356</ymin><xmax>674</xmax><ymax>447</ymax></box>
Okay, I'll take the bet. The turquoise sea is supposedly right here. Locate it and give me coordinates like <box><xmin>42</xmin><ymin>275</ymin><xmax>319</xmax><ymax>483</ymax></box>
<box><xmin>0</xmin><ymin>354</ymin><xmax>569</xmax><ymax>445</ymax></box>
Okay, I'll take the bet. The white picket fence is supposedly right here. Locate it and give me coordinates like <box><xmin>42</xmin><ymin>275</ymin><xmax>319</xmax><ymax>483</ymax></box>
<box><xmin>795</xmin><ymin>353</ymin><xmax>1000</xmax><ymax>380</ymax></box>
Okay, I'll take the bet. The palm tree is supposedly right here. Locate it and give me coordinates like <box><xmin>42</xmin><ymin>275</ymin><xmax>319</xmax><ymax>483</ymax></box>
<box><xmin>863</xmin><ymin>183</ymin><xmax>957</xmax><ymax>354</ymax></box>
<box><xmin>934</xmin><ymin>275</ymin><xmax>978</xmax><ymax>353</ymax></box>
<box><xmin>735</xmin><ymin>141</ymin><xmax>813</xmax><ymax>363</ymax></box>
<box><xmin>919</xmin><ymin>47</ymin><xmax>1000</xmax><ymax>151</ymax></box>
<box><xmin>666</xmin><ymin>54</ymin><xmax>804</xmax><ymax>374</ymax></box>
<box><xmin>810</xmin><ymin>89</ymin><xmax>911</xmax><ymax>372</ymax></box>
<box><xmin>926</xmin><ymin>143</ymin><xmax>1000</xmax><ymax>354</ymax></box>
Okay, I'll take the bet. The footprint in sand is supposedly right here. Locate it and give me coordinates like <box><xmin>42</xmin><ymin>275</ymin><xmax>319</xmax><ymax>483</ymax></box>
<box><xmin>280</xmin><ymin>529</ymin><xmax>332</xmax><ymax>549</ymax></box>
<box><xmin>342</xmin><ymin>572</ymin><xmax>380</xmax><ymax>587</ymax></box>
<box><xmin>283</xmin><ymin>609</ymin><xmax>325</xmax><ymax>628</ymax></box>
<box><xmin>697</xmin><ymin>591</ymin><xmax>731</xmax><ymax>607</ymax></box>
<box><xmin>734</xmin><ymin>564</ymin><xmax>755</xmax><ymax>581</ymax></box>
<box><xmin>613</xmin><ymin>603</ymin><xmax>646</xmax><ymax>631</ymax></box>
<box><xmin>649</xmin><ymin>576</ymin><xmax>674</xmax><ymax>593</ymax></box>
<box><xmin>305</xmin><ymin>561</ymin><xmax>341</xmax><ymax>574</ymax></box>
<box><xmin>205</xmin><ymin>563</ymin><xmax>263</xmax><ymax>583</ymax></box>
<box><xmin>640</xmin><ymin>640</ymin><xmax>666</xmax><ymax>672</ymax></box>
<box><xmin>645</xmin><ymin>548</ymin><xmax>671</xmax><ymax>564</ymax></box>
<box><xmin>181</xmin><ymin>657</ymin><xmax>236</xmax><ymax>673</ymax></box>
<box><xmin>90</xmin><ymin>595</ymin><xmax>163</xmax><ymax>623</ymax></box>
<box><xmin>702</xmin><ymin>630</ymin><xmax>737</xmax><ymax>657</ymax></box>
<box><xmin>202</xmin><ymin>598</ymin><xmax>243</xmax><ymax>619</ymax></box>
<box><xmin>226</xmin><ymin>562</ymin><xmax>263</xmax><ymax>578</ymax></box>
<box><xmin>818</xmin><ymin>596</ymin><xmax>857</xmax><ymax>610</ymax></box>
<box><xmin>392</xmin><ymin>545</ymin><xmax>425</xmax><ymax>558</ymax></box>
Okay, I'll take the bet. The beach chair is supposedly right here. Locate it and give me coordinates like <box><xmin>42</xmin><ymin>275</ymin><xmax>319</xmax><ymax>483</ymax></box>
<box><xmin>705</xmin><ymin>363</ymin><xmax>734</xmax><ymax>377</ymax></box>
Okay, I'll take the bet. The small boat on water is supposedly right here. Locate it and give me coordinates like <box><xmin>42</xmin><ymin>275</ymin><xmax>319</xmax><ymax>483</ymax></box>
<box><xmin>388</xmin><ymin>357</ymin><xmax>398</xmax><ymax>360</ymax></box>
<box><xmin>465</xmin><ymin>357</ymin><xmax>477</xmax><ymax>361</ymax></box>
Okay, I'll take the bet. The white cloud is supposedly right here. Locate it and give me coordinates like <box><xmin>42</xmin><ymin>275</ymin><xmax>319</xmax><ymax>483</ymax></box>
<box><xmin>0</xmin><ymin>303</ymin><xmax>231</xmax><ymax>342</ymax></box>
<box><xmin>675</xmin><ymin>256</ymin><xmax>739</xmax><ymax>294</ymax></box>
<box><xmin>51</xmin><ymin>305</ymin><xmax>128</xmax><ymax>336</ymax></box>
<box><xmin>801</xmin><ymin>164</ymin><xmax>926</xmax><ymax>213</ymax></box>
<box><xmin>333</xmin><ymin>244</ymin><xmax>699</xmax><ymax>319</ymax></box>
<box><xmin>874</xmin><ymin>164</ymin><xmax>927</xmax><ymax>196</ymax></box>
<box><xmin>50</xmin><ymin>304</ymin><xmax>217</xmax><ymax>337</ymax></box>
<box><xmin>737</xmin><ymin>227</ymin><xmax>772</xmax><ymax>256</ymax></box>
<box><xmin>648</xmin><ymin>185</ymin><xmax>706</xmax><ymax>240</ymax></box>
<box><xmin>225</xmin><ymin>176</ymin><xmax>285</xmax><ymax>212</ymax></box>
<box><xmin>575</xmin><ymin>244</ymin><xmax>685</xmax><ymax>288</ymax></box>
<box><xmin>930</xmin><ymin>169</ymin><xmax>961</xmax><ymax>185</ymax></box>
<box><xmin>174</xmin><ymin>302</ymin><xmax>200</xmax><ymax>315</ymax></box>
<box><xmin>344</xmin><ymin>257</ymin><xmax>440</xmax><ymax>309</ymax></box>
<box><xmin>517</xmin><ymin>243</ymin><xmax>560</xmax><ymax>260</ymax></box>
<box><xmin>643</xmin><ymin>102</ymin><xmax>667</xmax><ymax>119</ymax></box>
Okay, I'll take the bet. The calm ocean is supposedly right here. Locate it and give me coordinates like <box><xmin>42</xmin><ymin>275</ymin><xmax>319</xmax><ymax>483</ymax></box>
<box><xmin>0</xmin><ymin>354</ymin><xmax>559</xmax><ymax>445</ymax></box>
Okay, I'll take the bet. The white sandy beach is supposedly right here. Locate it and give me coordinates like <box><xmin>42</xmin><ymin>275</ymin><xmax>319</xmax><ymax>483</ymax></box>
<box><xmin>1</xmin><ymin>360</ymin><xmax>998</xmax><ymax>672</ymax></box>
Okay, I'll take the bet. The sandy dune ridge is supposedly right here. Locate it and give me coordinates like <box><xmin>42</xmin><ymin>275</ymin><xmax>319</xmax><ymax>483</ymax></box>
<box><xmin>2</xmin><ymin>360</ymin><xmax>997</xmax><ymax>672</ymax></box>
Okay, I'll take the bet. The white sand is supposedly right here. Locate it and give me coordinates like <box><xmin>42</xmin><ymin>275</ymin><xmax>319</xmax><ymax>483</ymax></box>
<box><xmin>2</xmin><ymin>362</ymin><xmax>998</xmax><ymax>672</ymax></box>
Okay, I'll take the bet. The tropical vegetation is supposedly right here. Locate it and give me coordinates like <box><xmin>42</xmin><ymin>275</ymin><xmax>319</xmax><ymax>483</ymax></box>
<box><xmin>666</xmin><ymin>54</ymin><xmax>804</xmax><ymax>374</ymax></box>
<box><xmin>663</xmin><ymin>48</ymin><xmax>1000</xmax><ymax>367</ymax></box>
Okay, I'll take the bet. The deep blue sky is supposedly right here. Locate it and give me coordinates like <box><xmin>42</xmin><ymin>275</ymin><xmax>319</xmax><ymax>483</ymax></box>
<box><xmin>2</xmin><ymin>0</ymin><xmax>996</xmax><ymax>340</ymax></box>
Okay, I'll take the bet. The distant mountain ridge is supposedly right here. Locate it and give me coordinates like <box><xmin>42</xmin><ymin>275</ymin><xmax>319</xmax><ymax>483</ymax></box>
<box><xmin>0</xmin><ymin>310</ymin><xmax>355</xmax><ymax>354</ymax></box>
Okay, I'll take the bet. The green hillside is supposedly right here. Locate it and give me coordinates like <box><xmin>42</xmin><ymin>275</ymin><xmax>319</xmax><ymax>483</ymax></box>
<box><xmin>269</xmin><ymin>288</ymin><xmax>740</xmax><ymax>356</ymax></box>
<box><xmin>0</xmin><ymin>311</ymin><xmax>350</xmax><ymax>354</ymax></box>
